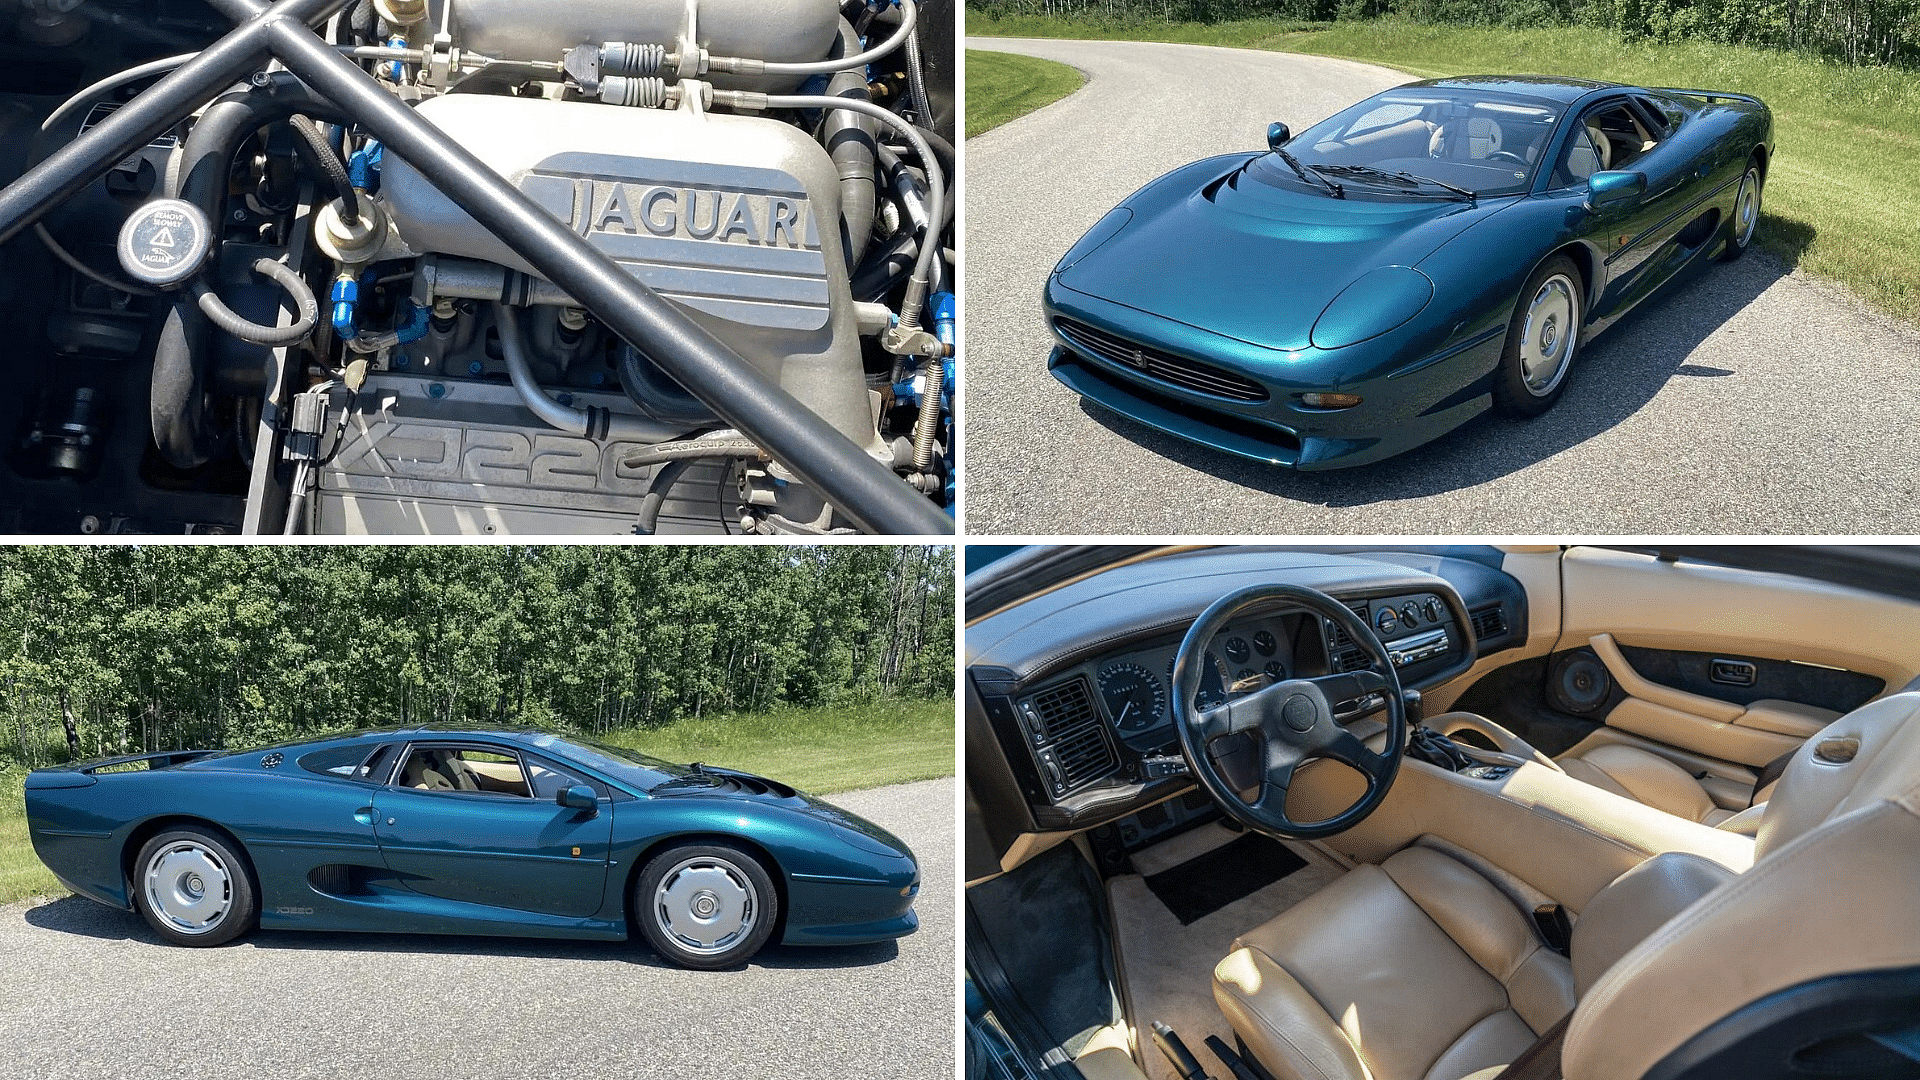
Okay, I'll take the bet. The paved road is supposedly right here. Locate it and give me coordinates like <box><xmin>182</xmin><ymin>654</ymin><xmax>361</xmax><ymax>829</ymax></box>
<box><xmin>0</xmin><ymin>777</ymin><xmax>953</xmax><ymax>1080</ymax></box>
<box><xmin>963</xmin><ymin>38</ymin><xmax>1920</xmax><ymax>534</ymax></box>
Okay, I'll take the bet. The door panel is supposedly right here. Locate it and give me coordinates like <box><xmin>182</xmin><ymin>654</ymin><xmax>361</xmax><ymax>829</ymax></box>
<box><xmin>1559</xmin><ymin>548</ymin><xmax>1920</xmax><ymax>767</ymax></box>
<box><xmin>373</xmin><ymin>783</ymin><xmax>612</xmax><ymax>919</ymax></box>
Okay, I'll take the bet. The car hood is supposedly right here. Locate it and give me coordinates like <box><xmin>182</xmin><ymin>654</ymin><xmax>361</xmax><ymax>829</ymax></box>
<box><xmin>651</xmin><ymin>767</ymin><xmax>913</xmax><ymax>859</ymax></box>
<box><xmin>1056</xmin><ymin>159</ymin><xmax>1506</xmax><ymax>351</ymax></box>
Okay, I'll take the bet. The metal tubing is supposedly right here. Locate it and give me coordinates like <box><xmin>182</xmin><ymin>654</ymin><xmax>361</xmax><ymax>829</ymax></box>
<box><xmin>0</xmin><ymin>0</ymin><xmax>349</xmax><ymax>246</ymax></box>
<box><xmin>268</xmin><ymin>22</ymin><xmax>949</xmax><ymax>535</ymax></box>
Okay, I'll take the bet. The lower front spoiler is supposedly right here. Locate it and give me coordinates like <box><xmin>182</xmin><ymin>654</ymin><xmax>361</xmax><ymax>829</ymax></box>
<box><xmin>782</xmin><ymin>908</ymin><xmax>918</xmax><ymax>946</ymax></box>
<box><xmin>1049</xmin><ymin>349</ymin><xmax>1410</xmax><ymax>470</ymax></box>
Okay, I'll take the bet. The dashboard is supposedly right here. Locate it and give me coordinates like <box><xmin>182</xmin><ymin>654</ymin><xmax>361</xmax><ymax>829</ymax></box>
<box><xmin>966</xmin><ymin>548</ymin><xmax>1528</xmax><ymax>848</ymax></box>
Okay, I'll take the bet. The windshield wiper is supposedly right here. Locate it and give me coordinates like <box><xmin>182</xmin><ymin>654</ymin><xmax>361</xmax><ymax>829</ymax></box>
<box><xmin>1311</xmin><ymin>164</ymin><xmax>1476</xmax><ymax>202</ymax></box>
<box><xmin>1271</xmin><ymin>147</ymin><xmax>1344</xmax><ymax>198</ymax></box>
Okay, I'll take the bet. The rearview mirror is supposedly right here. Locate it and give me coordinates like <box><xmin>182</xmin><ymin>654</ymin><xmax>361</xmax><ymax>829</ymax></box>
<box><xmin>1267</xmin><ymin>122</ymin><xmax>1291</xmax><ymax>151</ymax></box>
<box><xmin>1586</xmin><ymin>170</ymin><xmax>1646</xmax><ymax>209</ymax></box>
<box><xmin>556</xmin><ymin>784</ymin><xmax>598</xmax><ymax>813</ymax></box>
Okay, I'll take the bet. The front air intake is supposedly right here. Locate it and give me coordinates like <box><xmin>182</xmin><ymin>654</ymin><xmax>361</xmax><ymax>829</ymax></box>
<box><xmin>1022</xmin><ymin>678</ymin><xmax>1119</xmax><ymax>798</ymax></box>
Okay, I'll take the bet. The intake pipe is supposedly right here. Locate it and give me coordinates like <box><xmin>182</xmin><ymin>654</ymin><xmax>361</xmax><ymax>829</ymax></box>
<box><xmin>151</xmin><ymin>73</ymin><xmax>349</xmax><ymax>468</ymax></box>
<box><xmin>823</xmin><ymin>18</ymin><xmax>878</xmax><ymax>266</ymax></box>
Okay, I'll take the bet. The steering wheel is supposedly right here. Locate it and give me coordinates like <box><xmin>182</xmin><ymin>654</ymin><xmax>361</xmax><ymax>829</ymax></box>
<box><xmin>1486</xmin><ymin>150</ymin><xmax>1530</xmax><ymax>168</ymax></box>
<box><xmin>1172</xmin><ymin>583</ymin><xmax>1408</xmax><ymax>840</ymax></box>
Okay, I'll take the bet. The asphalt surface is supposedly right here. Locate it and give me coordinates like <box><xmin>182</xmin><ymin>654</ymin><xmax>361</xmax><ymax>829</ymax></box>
<box><xmin>962</xmin><ymin>38</ymin><xmax>1920</xmax><ymax>534</ymax></box>
<box><xmin>0</xmin><ymin>777</ymin><xmax>954</xmax><ymax>1080</ymax></box>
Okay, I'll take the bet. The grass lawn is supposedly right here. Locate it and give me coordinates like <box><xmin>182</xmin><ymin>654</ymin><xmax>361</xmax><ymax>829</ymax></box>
<box><xmin>966</xmin><ymin>14</ymin><xmax>1920</xmax><ymax>324</ymax></box>
<box><xmin>0</xmin><ymin>699</ymin><xmax>954</xmax><ymax>907</ymax></box>
<box><xmin>965</xmin><ymin>48</ymin><xmax>1087</xmax><ymax>137</ymax></box>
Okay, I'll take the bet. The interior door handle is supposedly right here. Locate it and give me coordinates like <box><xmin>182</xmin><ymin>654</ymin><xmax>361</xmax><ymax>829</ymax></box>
<box><xmin>1711</xmin><ymin>659</ymin><xmax>1758</xmax><ymax>687</ymax></box>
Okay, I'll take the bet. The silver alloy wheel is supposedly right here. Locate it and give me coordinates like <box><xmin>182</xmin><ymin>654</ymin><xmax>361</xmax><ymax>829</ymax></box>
<box><xmin>1735</xmin><ymin>168</ymin><xmax>1760</xmax><ymax>248</ymax></box>
<box><xmin>653</xmin><ymin>855</ymin><xmax>756</xmax><ymax>955</ymax></box>
<box><xmin>1518</xmin><ymin>272</ymin><xmax>1580</xmax><ymax>396</ymax></box>
<box><xmin>144</xmin><ymin>841</ymin><xmax>233</xmax><ymax>935</ymax></box>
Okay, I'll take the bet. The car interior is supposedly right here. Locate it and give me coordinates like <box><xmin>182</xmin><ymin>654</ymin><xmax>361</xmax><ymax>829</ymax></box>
<box><xmin>964</xmin><ymin>546</ymin><xmax>1920</xmax><ymax>1080</ymax></box>
<box><xmin>401</xmin><ymin>747</ymin><xmax>534</xmax><ymax>797</ymax></box>
<box><xmin>1559</xmin><ymin>101</ymin><xmax>1665</xmax><ymax>183</ymax></box>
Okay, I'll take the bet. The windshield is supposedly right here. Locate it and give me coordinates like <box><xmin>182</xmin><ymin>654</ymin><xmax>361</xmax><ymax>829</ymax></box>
<box><xmin>1250</xmin><ymin>88</ymin><xmax>1567</xmax><ymax>198</ymax></box>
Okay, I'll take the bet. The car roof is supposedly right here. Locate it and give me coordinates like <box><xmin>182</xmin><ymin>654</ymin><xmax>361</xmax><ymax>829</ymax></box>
<box><xmin>1403</xmin><ymin>75</ymin><xmax>1629</xmax><ymax>104</ymax></box>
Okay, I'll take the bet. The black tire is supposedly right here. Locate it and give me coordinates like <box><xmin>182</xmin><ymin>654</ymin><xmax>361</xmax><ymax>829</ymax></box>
<box><xmin>131</xmin><ymin>827</ymin><xmax>258</xmax><ymax>947</ymax></box>
<box><xmin>634</xmin><ymin>842</ymin><xmax>779</xmax><ymax>970</ymax></box>
<box><xmin>1493</xmin><ymin>255</ymin><xmax>1585</xmax><ymax>418</ymax></box>
<box><xmin>1721</xmin><ymin>163</ymin><xmax>1762</xmax><ymax>262</ymax></box>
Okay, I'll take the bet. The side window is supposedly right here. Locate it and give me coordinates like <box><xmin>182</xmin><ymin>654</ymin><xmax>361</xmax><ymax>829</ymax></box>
<box><xmin>398</xmin><ymin>746</ymin><xmax>533</xmax><ymax>797</ymax></box>
<box><xmin>525</xmin><ymin>756</ymin><xmax>597</xmax><ymax>800</ymax></box>
<box><xmin>298</xmin><ymin>743</ymin><xmax>382</xmax><ymax>780</ymax></box>
<box><xmin>1553</xmin><ymin>102</ymin><xmax>1657</xmax><ymax>187</ymax></box>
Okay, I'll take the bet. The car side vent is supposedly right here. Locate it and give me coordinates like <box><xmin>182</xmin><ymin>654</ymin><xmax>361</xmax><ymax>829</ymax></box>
<box><xmin>1022</xmin><ymin>678</ymin><xmax>1118</xmax><ymax>799</ymax></box>
<box><xmin>1470</xmin><ymin>604</ymin><xmax>1510</xmax><ymax>641</ymax></box>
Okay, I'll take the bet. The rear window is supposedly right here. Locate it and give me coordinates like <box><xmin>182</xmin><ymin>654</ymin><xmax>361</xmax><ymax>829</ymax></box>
<box><xmin>298</xmin><ymin>743</ymin><xmax>388</xmax><ymax>781</ymax></box>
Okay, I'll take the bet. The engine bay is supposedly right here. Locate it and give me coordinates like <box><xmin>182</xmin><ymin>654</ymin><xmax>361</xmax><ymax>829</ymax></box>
<box><xmin>0</xmin><ymin>0</ymin><xmax>954</xmax><ymax>533</ymax></box>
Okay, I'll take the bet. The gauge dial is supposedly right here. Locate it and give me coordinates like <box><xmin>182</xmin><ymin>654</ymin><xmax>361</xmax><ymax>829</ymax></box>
<box><xmin>1097</xmin><ymin>663</ymin><xmax>1166</xmax><ymax>733</ymax></box>
<box><xmin>1167</xmin><ymin>652</ymin><xmax>1230</xmax><ymax>711</ymax></box>
<box><xmin>1265</xmin><ymin>659</ymin><xmax>1288</xmax><ymax>681</ymax></box>
<box><xmin>1224</xmin><ymin>636</ymin><xmax>1251</xmax><ymax>664</ymax></box>
<box><xmin>1253</xmin><ymin>630</ymin><xmax>1278</xmax><ymax>657</ymax></box>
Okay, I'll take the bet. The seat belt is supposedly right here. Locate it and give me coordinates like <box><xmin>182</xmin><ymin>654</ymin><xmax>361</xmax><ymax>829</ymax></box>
<box><xmin>1491</xmin><ymin>1013</ymin><xmax>1572</xmax><ymax>1080</ymax></box>
<box><xmin>1751</xmin><ymin>746</ymin><xmax>1798</xmax><ymax>798</ymax></box>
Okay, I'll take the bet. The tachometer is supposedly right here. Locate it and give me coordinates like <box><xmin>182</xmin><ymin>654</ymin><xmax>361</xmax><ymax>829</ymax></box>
<box><xmin>1097</xmin><ymin>663</ymin><xmax>1166</xmax><ymax>733</ymax></box>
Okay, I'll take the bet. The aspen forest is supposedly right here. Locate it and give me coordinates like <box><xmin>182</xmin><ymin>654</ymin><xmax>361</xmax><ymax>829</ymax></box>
<box><xmin>0</xmin><ymin>544</ymin><xmax>955</xmax><ymax>767</ymax></box>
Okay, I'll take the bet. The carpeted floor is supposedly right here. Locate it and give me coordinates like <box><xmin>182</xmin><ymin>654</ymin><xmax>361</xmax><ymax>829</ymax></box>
<box><xmin>1107</xmin><ymin>822</ymin><xmax>1348</xmax><ymax>1080</ymax></box>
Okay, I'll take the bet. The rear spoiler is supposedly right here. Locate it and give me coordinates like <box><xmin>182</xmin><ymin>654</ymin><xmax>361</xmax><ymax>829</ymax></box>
<box><xmin>1649</xmin><ymin>87</ymin><xmax>1765</xmax><ymax>108</ymax></box>
<box><xmin>25</xmin><ymin>749</ymin><xmax>220</xmax><ymax>789</ymax></box>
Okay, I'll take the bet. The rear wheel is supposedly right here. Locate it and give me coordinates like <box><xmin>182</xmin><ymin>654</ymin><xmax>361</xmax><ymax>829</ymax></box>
<box><xmin>132</xmin><ymin>827</ymin><xmax>258</xmax><ymax>946</ymax></box>
<box><xmin>635</xmin><ymin>843</ymin><xmax>779</xmax><ymax>970</ymax></box>
<box><xmin>1721</xmin><ymin>164</ymin><xmax>1762</xmax><ymax>261</ymax></box>
<box><xmin>1494</xmin><ymin>255</ymin><xmax>1584</xmax><ymax>417</ymax></box>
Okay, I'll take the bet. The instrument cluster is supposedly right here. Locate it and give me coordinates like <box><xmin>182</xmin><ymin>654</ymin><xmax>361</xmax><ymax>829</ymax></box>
<box><xmin>1093</xmin><ymin>615</ymin><xmax>1314</xmax><ymax>751</ymax></box>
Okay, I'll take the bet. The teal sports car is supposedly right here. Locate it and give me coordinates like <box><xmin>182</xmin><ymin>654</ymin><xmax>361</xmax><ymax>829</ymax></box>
<box><xmin>1044</xmin><ymin>76</ymin><xmax>1773</xmax><ymax>470</ymax></box>
<box><xmin>24</xmin><ymin>726</ymin><xmax>919</xmax><ymax>969</ymax></box>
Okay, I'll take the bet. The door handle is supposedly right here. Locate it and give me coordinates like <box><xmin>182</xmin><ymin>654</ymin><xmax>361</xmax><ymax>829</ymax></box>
<box><xmin>1710</xmin><ymin>659</ymin><xmax>1758</xmax><ymax>687</ymax></box>
<box><xmin>354</xmin><ymin>806</ymin><xmax>376</xmax><ymax>825</ymax></box>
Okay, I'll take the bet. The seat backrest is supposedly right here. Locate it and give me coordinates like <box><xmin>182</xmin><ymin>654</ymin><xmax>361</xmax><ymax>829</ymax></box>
<box><xmin>1563</xmin><ymin>693</ymin><xmax>1920</xmax><ymax>1079</ymax></box>
<box><xmin>1427</xmin><ymin>116</ymin><xmax>1502</xmax><ymax>160</ymax></box>
<box><xmin>1563</xmin><ymin>128</ymin><xmax>1602</xmax><ymax>182</ymax></box>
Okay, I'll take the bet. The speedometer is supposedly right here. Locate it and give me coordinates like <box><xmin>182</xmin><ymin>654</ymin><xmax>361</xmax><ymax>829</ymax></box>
<box><xmin>1097</xmin><ymin>663</ymin><xmax>1166</xmax><ymax>733</ymax></box>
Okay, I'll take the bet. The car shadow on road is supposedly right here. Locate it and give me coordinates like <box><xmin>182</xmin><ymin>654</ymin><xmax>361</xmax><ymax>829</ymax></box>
<box><xmin>1074</xmin><ymin>248</ymin><xmax>1800</xmax><ymax>506</ymax></box>
<box><xmin>21</xmin><ymin>894</ymin><xmax>900</xmax><ymax>971</ymax></box>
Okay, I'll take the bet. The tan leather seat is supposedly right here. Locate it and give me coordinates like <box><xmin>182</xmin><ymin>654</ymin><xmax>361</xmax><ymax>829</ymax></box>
<box><xmin>1215</xmin><ymin>692</ymin><xmax>1920</xmax><ymax>1080</ymax></box>
<box><xmin>1558</xmin><ymin>744</ymin><xmax>1764</xmax><ymax>827</ymax></box>
<box><xmin>1215</xmin><ymin>846</ymin><xmax>1574</xmax><ymax>1080</ymax></box>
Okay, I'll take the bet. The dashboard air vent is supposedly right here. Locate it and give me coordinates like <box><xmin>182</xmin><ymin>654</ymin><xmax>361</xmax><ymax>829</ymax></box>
<box><xmin>1023</xmin><ymin>678</ymin><xmax>1119</xmax><ymax>798</ymax></box>
<box><xmin>1470</xmin><ymin>604</ymin><xmax>1510</xmax><ymax>641</ymax></box>
<box><xmin>1328</xmin><ymin>604</ymin><xmax>1370</xmax><ymax>671</ymax></box>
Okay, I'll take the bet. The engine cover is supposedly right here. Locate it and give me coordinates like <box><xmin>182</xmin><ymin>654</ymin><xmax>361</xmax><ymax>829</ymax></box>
<box><xmin>378</xmin><ymin>94</ymin><xmax>878</xmax><ymax>449</ymax></box>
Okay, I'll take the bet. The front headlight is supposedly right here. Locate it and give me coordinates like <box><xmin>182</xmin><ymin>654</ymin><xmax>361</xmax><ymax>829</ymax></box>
<box><xmin>1310</xmin><ymin>265</ymin><xmax>1434</xmax><ymax>350</ymax></box>
<box><xmin>1054</xmin><ymin>207</ymin><xmax>1133</xmax><ymax>273</ymax></box>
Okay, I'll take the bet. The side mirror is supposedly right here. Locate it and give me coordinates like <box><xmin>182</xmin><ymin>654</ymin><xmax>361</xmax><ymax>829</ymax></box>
<box><xmin>1267</xmin><ymin>122</ymin><xmax>1291</xmax><ymax>151</ymax></box>
<box><xmin>1586</xmin><ymin>170</ymin><xmax>1646</xmax><ymax>209</ymax></box>
<box><xmin>556</xmin><ymin>784</ymin><xmax>598</xmax><ymax>813</ymax></box>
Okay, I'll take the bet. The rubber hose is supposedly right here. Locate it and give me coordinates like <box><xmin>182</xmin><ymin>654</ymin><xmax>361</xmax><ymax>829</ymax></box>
<box><xmin>152</xmin><ymin>74</ymin><xmax>352</xmax><ymax>468</ymax></box>
<box><xmin>823</xmin><ymin>19</ymin><xmax>878</xmax><ymax>265</ymax></box>
<box><xmin>189</xmin><ymin>258</ymin><xmax>319</xmax><ymax>346</ymax></box>
<box><xmin>631</xmin><ymin>458</ymin><xmax>696</xmax><ymax>535</ymax></box>
<box><xmin>903</xmin><ymin>21</ymin><xmax>933</xmax><ymax>124</ymax></box>
<box><xmin>761</xmin><ymin>94</ymin><xmax>944</xmax><ymax>329</ymax></box>
<box><xmin>287</xmin><ymin>113</ymin><xmax>357</xmax><ymax>224</ymax></box>
<box><xmin>494</xmin><ymin>304</ymin><xmax>675</xmax><ymax>443</ymax></box>
<box><xmin>617</xmin><ymin>345</ymin><xmax>719</xmax><ymax>425</ymax></box>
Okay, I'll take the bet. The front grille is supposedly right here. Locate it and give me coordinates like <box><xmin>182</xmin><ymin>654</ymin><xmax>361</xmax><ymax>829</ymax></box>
<box><xmin>1023</xmin><ymin>678</ymin><xmax>1119</xmax><ymax>798</ymax></box>
<box><xmin>1055</xmin><ymin>317</ymin><xmax>1270</xmax><ymax>403</ymax></box>
<box><xmin>1470</xmin><ymin>604</ymin><xmax>1510</xmax><ymax>641</ymax></box>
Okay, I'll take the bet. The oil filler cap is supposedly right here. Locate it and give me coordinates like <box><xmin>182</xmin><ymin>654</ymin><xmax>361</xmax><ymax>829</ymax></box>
<box><xmin>116</xmin><ymin>198</ymin><xmax>211</xmax><ymax>288</ymax></box>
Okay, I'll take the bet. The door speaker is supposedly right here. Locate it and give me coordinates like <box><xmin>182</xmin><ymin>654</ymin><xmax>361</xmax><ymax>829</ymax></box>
<box><xmin>1548</xmin><ymin>651</ymin><xmax>1613</xmax><ymax>715</ymax></box>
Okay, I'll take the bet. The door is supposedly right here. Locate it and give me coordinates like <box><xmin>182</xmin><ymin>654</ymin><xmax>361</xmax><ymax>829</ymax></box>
<box><xmin>1553</xmin><ymin>548</ymin><xmax>1915</xmax><ymax>788</ymax></box>
<box><xmin>372</xmin><ymin>742</ymin><xmax>613</xmax><ymax>919</ymax></box>
<box><xmin>1556</xmin><ymin>97</ymin><xmax>1694</xmax><ymax>322</ymax></box>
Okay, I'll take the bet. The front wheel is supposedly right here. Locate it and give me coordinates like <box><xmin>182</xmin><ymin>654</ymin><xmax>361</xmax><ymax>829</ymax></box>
<box><xmin>1721</xmin><ymin>165</ymin><xmax>1762</xmax><ymax>261</ymax></box>
<box><xmin>1494</xmin><ymin>255</ymin><xmax>1584</xmax><ymax>418</ymax></box>
<box><xmin>635</xmin><ymin>843</ymin><xmax>779</xmax><ymax>970</ymax></box>
<box><xmin>132</xmin><ymin>828</ymin><xmax>258</xmax><ymax>946</ymax></box>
